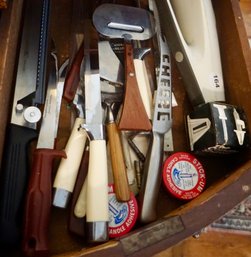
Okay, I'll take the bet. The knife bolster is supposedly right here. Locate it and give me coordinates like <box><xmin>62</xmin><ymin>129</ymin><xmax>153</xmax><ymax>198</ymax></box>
<box><xmin>86</xmin><ymin>221</ymin><xmax>109</xmax><ymax>243</ymax></box>
<box><xmin>82</xmin><ymin>124</ymin><xmax>105</xmax><ymax>140</ymax></box>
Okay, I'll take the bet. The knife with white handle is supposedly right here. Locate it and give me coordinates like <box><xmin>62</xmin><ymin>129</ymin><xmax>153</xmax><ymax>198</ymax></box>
<box><xmin>81</xmin><ymin>20</ymin><xmax>109</xmax><ymax>243</ymax></box>
<box><xmin>53</xmin><ymin>54</ymin><xmax>87</xmax><ymax>208</ymax></box>
<box><xmin>53</xmin><ymin>116</ymin><xmax>87</xmax><ymax>208</ymax></box>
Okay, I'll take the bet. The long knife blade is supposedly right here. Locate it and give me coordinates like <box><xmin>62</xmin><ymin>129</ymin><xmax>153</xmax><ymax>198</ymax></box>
<box><xmin>84</xmin><ymin>50</ymin><xmax>103</xmax><ymax>133</ymax></box>
<box><xmin>82</xmin><ymin>20</ymin><xmax>109</xmax><ymax>243</ymax></box>
<box><xmin>0</xmin><ymin>0</ymin><xmax>51</xmax><ymax>247</ymax></box>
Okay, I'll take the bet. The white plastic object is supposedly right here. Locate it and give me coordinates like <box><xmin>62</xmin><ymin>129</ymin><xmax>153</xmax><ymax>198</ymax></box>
<box><xmin>86</xmin><ymin>140</ymin><xmax>109</xmax><ymax>222</ymax></box>
<box><xmin>167</xmin><ymin>0</ymin><xmax>225</xmax><ymax>102</ymax></box>
<box><xmin>53</xmin><ymin>117</ymin><xmax>87</xmax><ymax>192</ymax></box>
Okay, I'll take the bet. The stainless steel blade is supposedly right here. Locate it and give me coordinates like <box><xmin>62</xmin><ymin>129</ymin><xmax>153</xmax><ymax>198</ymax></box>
<box><xmin>36</xmin><ymin>52</ymin><xmax>58</xmax><ymax>149</ymax></box>
<box><xmin>85</xmin><ymin>55</ymin><xmax>102</xmax><ymax>125</ymax></box>
<box><xmin>55</xmin><ymin>58</ymin><xmax>69</xmax><ymax>138</ymax></box>
<box><xmin>99</xmin><ymin>40</ymin><xmax>124</xmax><ymax>85</ymax></box>
<box><xmin>93</xmin><ymin>4</ymin><xmax>155</xmax><ymax>41</ymax></box>
<box><xmin>37</xmin><ymin>54</ymin><xmax>68</xmax><ymax>149</ymax></box>
<box><xmin>83</xmin><ymin>44</ymin><xmax>103</xmax><ymax>140</ymax></box>
<box><xmin>10</xmin><ymin>0</ymin><xmax>45</xmax><ymax>129</ymax></box>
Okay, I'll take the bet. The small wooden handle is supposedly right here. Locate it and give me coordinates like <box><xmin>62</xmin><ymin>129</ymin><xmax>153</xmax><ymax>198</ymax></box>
<box><xmin>107</xmin><ymin>122</ymin><xmax>131</xmax><ymax>202</ymax></box>
<box><xmin>118</xmin><ymin>42</ymin><xmax>152</xmax><ymax>131</ymax></box>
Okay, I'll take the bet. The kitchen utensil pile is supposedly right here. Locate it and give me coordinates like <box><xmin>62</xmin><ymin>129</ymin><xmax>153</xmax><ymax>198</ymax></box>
<box><xmin>0</xmin><ymin>0</ymin><xmax>249</xmax><ymax>256</ymax></box>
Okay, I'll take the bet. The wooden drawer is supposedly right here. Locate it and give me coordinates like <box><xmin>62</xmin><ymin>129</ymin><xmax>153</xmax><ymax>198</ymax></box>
<box><xmin>0</xmin><ymin>0</ymin><xmax>251</xmax><ymax>256</ymax></box>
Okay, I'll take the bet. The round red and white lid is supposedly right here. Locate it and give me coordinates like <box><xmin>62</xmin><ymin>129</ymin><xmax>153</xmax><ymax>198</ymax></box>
<box><xmin>162</xmin><ymin>152</ymin><xmax>206</xmax><ymax>200</ymax></box>
<box><xmin>108</xmin><ymin>184</ymin><xmax>138</xmax><ymax>238</ymax></box>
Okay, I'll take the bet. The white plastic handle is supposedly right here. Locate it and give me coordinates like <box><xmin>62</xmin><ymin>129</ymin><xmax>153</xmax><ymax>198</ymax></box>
<box><xmin>134</xmin><ymin>59</ymin><xmax>153</xmax><ymax>120</ymax></box>
<box><xmin>86</xmin><ymin>140</ymin><xmax>109</xmax><ymax>222</ymax></box>
<box><xmin>74</xmin><ymin>178</ymin><xmax>87</xmax><ymax>218</ymax></box>
<box><xmin>167</xmin><ymin>0</ymin><xmax>225</xmax><ymax>102</ymax></box>
<box><xmin>53</xmin><ymin>117</ymin><xmax>87</xmax><ymax>192</ymax></box>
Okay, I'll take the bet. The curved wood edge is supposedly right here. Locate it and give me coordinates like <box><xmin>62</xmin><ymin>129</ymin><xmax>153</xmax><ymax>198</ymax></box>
<box><xmin>52</xmin><ymin>160</ymin><xmax>251</xmax><ymax>257</ymax></box>
<box><xmin>0</xmin><ymin>0</ymin><xmax>24</xmax><ymax>164</ymax></box>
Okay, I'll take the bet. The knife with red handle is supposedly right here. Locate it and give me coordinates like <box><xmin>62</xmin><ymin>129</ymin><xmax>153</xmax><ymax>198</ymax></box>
<box><xmin>22</xmin><ymin>149</ymin><xmax>66</xmax><ymax>257</ymax></box>
<box><xmin>63</xmin><ymin>41</ymin><xmax>85</xmax><ymax>103</ymax></box>
<box><xmin>22</xmin><ymin>54</ymin><xmax>67</xmax><ymax>257</ymax></box>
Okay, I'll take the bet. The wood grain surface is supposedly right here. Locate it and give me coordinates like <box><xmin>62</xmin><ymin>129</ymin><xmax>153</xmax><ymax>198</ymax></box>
<box><xmin>154</xmin><ymin>231</ymin><xmax>251</xmax><ymax>257</ymax></box>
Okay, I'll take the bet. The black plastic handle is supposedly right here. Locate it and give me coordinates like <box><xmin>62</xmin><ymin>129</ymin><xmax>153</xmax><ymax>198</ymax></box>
<box><xmin>0</xmin><ymin>124</ymin><xmax>38</xmax><ymax>247</ymax></box>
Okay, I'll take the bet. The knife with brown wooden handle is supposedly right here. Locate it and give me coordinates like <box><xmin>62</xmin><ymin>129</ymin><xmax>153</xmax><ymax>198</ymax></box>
<box><xmin>99</xmin><ymin>40</ymin><xmax>131</xmax><ymax>202</ymax></box>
